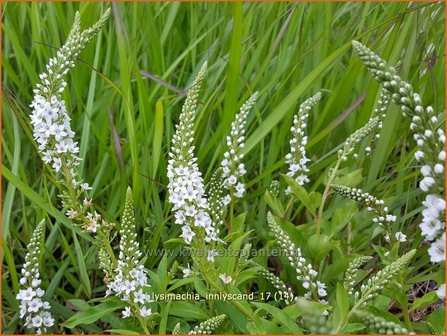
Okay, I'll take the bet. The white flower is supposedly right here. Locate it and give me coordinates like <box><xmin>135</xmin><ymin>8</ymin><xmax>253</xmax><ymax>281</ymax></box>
<box><xmin>122</xmin><ymin>307</ymin><xmax>131</xmax><ymax>318</ymax></box>
<box><xmin>221</xmin><ymin>93</ymin><xmax>258</xmax><ymax>199</ymax></box>
<box><xmin>414</xmin><ymin>151</ymin><xmax>425</xmax><ymax>161</ymax></box>
<box><xmin>419</xmin><ymin>176</ymin><xmax>435</xmax><ymax>192</ymax></box>
<box><xmin>183</xmin><ymin>264</ymin><xmax>192</xmax><ymax>278</ymax></box>
<box><xmin>285</xmin><ymin>93</ymin><xmax>321</xmax><ymax>190</ymax></box>
<box><xmin>27</xmin><ymin>299</ymin><xmax>43</xmax><ymax>313</ymax></box>
<box><xmin>140</xmin><ymin>306</ymin><xmax>152</xmax><ymax>318</ymax></box>
<box><xmin>180</xmin><ymin>225</ymin><xmax>196</xmax><ymax>245</ymax></box>
<box><xmin>395</xmin><ymin>232</ymin><xmax>407</xmax><ymax>242</ymax></box>
<box><xmin>428</xmin><ymin>233</ymin><xmax>445</xmax><ymax>263</ymax></box>
<box><xmin>434</xmin><ymin>164</ymin><xmax>444</xmax><ymax>174</ymax></box>
<box><xmin>31</xmin><ymin>315</ymin><xmax>43</xmax><ymax>328</ymax></box>
<box><xmin>219</xmin><ymin>274</ymin><xmax>233</xmax><ymax>284</ymax></box>
<box><xmin>436</xmin><ymin>284</ymin><xmax>445</xmax><ymax>299</ymax></box>
<box><xmin>207</xmin><ymin>249</ymin><xmax>219</xmax><ymax>262</ymax></box>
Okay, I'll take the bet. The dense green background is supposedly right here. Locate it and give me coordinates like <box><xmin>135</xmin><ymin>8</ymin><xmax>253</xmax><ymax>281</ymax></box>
<box><xmin>2</xmin><ymin>1</ymin><xmax>445</xmax><ymax>333</ymax></box>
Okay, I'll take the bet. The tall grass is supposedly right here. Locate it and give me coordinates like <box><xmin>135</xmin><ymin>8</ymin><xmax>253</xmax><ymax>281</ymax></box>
<box><xmin>2</xmin><ymin>1</ymin><xmax>445</xmax><ymax>333</ymax></box>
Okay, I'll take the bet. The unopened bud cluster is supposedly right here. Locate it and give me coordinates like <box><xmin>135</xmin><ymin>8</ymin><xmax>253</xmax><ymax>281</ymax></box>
<box><xmin>253</xmin><ymin>262</ymin><xmax>296</xmax><ymax>305</ymax></box>
<box><xmin>221</xmin><ymin>93</ymin><xmax>258</xmax><ymax>198</ymax></box>
<box><xmin>208</xmin><ymin>169</ymin><xmax>228</xmax><ymax>230</ymax></box>
<box><xmin>267</xmin><ymin>213</ymin><xmax>328</xmax><ymax>310</ymax></box>
<box><xmin>16</xmin><ymin>220</ymin><xmax>54</xmax><ymax>334</ymax></box>
<box><xmin>356</xmin><ymin>249</ymin><xmax>416</xmax><ymax>304</ymax></box>
<box><xmin>189</xmin><ymin>314</ymin><xmax>226</xmax><ymax>334</ymax></box>
<box><xmin>362</xmin><ymin>89</ymin><xmax>391</xmax><ymax>157</ymax></box>
<box><xmin>344</xmin><ymin>256</ymin><xmax>372</xmax><ymax>295</ymax></box>
<box><xmin>285</xmin><ymin>93</ymin><xmax>321</xmax><ymax>194</ymax></box>
<box><xmin>332</xmin><ymin>185</ymin><xmax>396</xmax><ymax>240</ymax></box>
<box><xmin>353</xmin><ymin>41</ymin><xmax>445</xmax><ymax>264</ymax></box>
<box><xmin>354</xmin><ymin>310</ymin><xmax>408</xmax><ymax>334</ymax></box>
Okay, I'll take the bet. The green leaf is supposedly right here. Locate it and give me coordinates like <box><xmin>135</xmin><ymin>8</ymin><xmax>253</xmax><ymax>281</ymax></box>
<box><xmin>72</xmin><ymin>232</ymin><xmax>91</xmax><ymax>296</ymax></box>
<box><xmin>305</xmin><ymin>233</ymin><xmax>334</xmax><ymax>262</ymax></box>
<box><xmin>410</xmin><ymin>291</ymin><xmax>439</xmax><ymax>312</ymax></box>
<box><xmin>231</xmin><ymin>212</ymin><xmax>247</xmax><ymax>233</ymax></box>
<box><xmin>333</xmin><ymin>168</ymin><xmax>363</xmax><ymax>187</ymax></box>
<box><xmin>252</xmin><ymin>302</ymin><xmax>302</xmax><ymax>333</ymax></box>
<box><xmin>169</xmin><ymin>301</ymin><xmax>210</xmax><ymax>320</ymax></box>
<box><xmin>105</xmin><ymin>329</ymin><xmax>140</xmax><ymax>335</ymax></box>
<box><xmin>341</xmin><ymin>323</ymin><xmax>366</xmax><ymax>333</ymax></box>
<box><xmin>214</xmin><ymin>301</ymin><xmax>249</xmax><ymax>333</ymax></box>
<box><xmin>333</xmin><ymin>283</ymin><xmax>350</xmax><ymax>333</ymax></box>
<box><xmin>264</xmin><ymin>190</ymin><xmax>285</xmax><ymax>217</ymax></box>
<box><xmin>282</xmin><ymin>174</ymin><xmax>318</xmax><ymax>216</ymax></box>
<box><xmin>61</xmin><ymin>299</ymin><xmax>125</xmax><ymax>328</ymax></box>
<box><xmin>427</xmin><ymin>308</ymin><xmax>446</xmax><ymax>334</ymax></box>
<box><xmin>152</xmin><ymin>99</ymin><xmax>164</xmax><ymax>178</ymax></box>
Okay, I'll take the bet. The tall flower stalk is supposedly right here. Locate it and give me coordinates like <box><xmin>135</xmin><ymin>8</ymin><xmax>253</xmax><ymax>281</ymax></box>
<box><xmin>167</xmin><ymin>62</ymin><xmax>220</xmax><ymax>246</ymax></box>
<box><xmin>29</xmin><ymin>9</ymin><xmax>116</xmax><ymax>269</ymax></box>
<box><xmin>285</xmin><ymin>92</ymin><xmax>321</xmax><ymax>194</ymax></box>
<box><xmin>267</xmin><ymin>212</ymin><xmax>328</xmax><ymax>311</ymax></box>
<box><xmin>332</xmin><ymin>184</ymin><xmax>396</xmax><ymax>241</ymax></box>
<box><xmin>315</xmin><ymin>89</ymin><xmax>390</xmax><ymax>234</ymax></box>
<box><xmin>221</xmin><ymin>92</ymin><xmax>258</xmax><ymax>199</ymax></box>
<box><xmin>16</xmin><ymin>220</ymin><xmax>54</xmax><ymax>334</ymax></box>
<box><xmin>352</xmin><ymin>41</ymin><xmax>445</xmax><ymax>264</ymax></box>
<box><xmin>106</xmin><ymin>188</ymin><xmax>152</xmax><ymax>333</ymax></box>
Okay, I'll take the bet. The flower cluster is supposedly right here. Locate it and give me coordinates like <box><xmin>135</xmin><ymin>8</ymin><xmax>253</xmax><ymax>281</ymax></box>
<box><xmin>221</xmin><ymin>92</ymin><xmax>258</xmax><ymax>198</ymax></box>
<box><xmin>267</xmin><ymin>212</ymin><xmax>328</xmax><ymax>310</ymax></box>
<box><xmin>332</xmin><ymin>184</ymin><xmax>396</xmax><ymax>240</ymax></box>
<box><xmin>352</xmin><ymin>41</ymin><xmax>445</xmax><ymax>264</ymax></box>
<box><xmin>167</xmin><ymin>62</ymin><xmax>220</xmax><ymax>245</ymax></box>
<box><xmin>344</xmin><ymin>256</ymin><xmax>372</xmax><ymax>296</ymax></box>
<box><xmin>16</xmin><ymin>220</ymin><xmax>54</xmax><ymax>334</ymax></box>
<box><xmin>107</xmin><ymin>188</ymin><xmax>152</xmax><ymax>319</ymax></box>
<box><xmin>29</xmin><ymin>10</ymin><xmax>111</xmax><ymax>236</ymax></box>
<box><xmin>189</xmin><ymin>314</ymin><xmax>226</xmax><ymax>334</ymax></box>
<box><xmin>353</xmin><ymin>310</ymin><xmax>408</xmax><ymax>334</ymax></box>
<box><xmin>361</xmin><ymin>89</ymin><xmax>391</xmax><ymax>157</ymax></box>
<box><xmin>285</xmin><ymin>92</ymin><xmax>321</xmax><ymax>194</ymax></box>
<box><xmin>338</xmin><ymin>116</ymin><xmax>380</xmax><ymax>161</ymax></box>
<box><xmin>30</xmin><ymin>9</ymin><xmax>109</xmax><ymax>186</ymax></box>
<box><xmin>208</xmin><ymin>169</ymin><xmax>228</xmax><ymax>230</ymax></box>
<box><xmin>355</xmin><ymin>249</ymin><xmax>416</xmax><ymax>304</ymax></box>
<box><xmin>251</xmin><ymin>261</ymin><xmax>296</xmax><ymax>305</ymax></box>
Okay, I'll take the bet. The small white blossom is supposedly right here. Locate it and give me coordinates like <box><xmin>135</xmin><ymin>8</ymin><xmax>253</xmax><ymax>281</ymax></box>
<box><xmin>219</xmin><ymin>274</ymin><xmax>233</xmax><ymax>284</ymax></box>
<box><xmin>394</xmin><ymin>232</ymin><xmax>407</xmax><ymax>242</ymax></box>
<box><xmin>436</xmin><ymin>283</ymin><xmax>445</xmax><ymax>299</ymax></box>
<box><xmin>16</xmin><ymin>221</ymin><xmax>54</xmax><ymax>333</ymax></box>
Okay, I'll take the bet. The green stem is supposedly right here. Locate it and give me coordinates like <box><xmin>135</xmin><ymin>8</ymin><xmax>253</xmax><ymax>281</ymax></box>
<box><xmin>315</xmin><ymin>158</ymin><xmax>342</xmax><ymax>235</ymax></box>
<box><xmin>201</xmin><ymin>271</ymin><xmax>254</xmax><ymax>319</ymax></box>
<box><xmin>61</xmin><ymin>158</ymin><xmax>117</xmax><ymax>268</ymax></box>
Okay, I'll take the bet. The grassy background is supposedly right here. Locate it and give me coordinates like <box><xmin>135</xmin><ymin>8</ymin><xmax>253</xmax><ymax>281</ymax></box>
<box><xmin>2</xmin><ymin>1</ymin><xmax>445</xmax><ymax>333</ymax></box>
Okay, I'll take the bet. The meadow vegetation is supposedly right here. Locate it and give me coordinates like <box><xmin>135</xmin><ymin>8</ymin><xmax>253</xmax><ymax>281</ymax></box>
<box><xmin>2</xmin><ymin>1</ymin><xmax>445</xmax><ymax>334</ymax></box>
